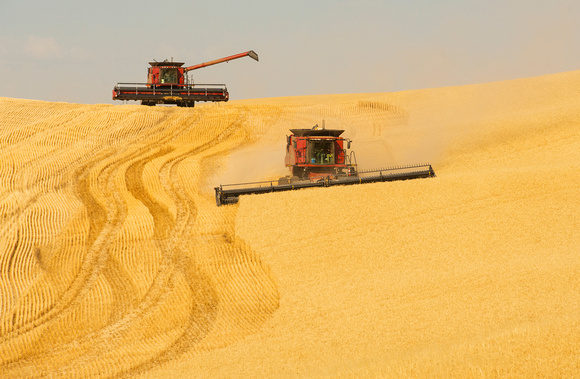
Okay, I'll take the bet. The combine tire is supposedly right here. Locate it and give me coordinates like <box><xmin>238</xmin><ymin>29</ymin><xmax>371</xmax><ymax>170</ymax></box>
<box><xmin>177</xmin><ymin>100</ymin><xmax>195</xmax><ymax>107</ymax></box>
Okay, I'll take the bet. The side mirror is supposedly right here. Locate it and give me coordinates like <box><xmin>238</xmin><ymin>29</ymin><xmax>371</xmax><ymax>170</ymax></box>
<box><xmin>347</xmin><ymin>140</ymin><xmax>351</xmax><ymax>149</ymax></box>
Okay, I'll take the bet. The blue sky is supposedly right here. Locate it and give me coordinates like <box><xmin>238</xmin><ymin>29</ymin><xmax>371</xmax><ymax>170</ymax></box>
<box><xmin>1</xmin><ymin>0</ymin><xmax>578</xmax><ymax>104</ymax></box>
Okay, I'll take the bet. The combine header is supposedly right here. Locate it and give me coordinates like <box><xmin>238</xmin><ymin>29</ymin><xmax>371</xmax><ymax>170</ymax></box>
<box><xmin>112</xmin><ymin>50</ymin><xmax>258</xmax><ymax>107</ymax></box>
<box><xmin>215</xmin><ymin>124</ymin><xmax>435</xmax><ymax>206</ymax></box>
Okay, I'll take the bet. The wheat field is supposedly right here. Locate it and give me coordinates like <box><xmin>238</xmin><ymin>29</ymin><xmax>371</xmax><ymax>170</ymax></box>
<box><xmin>0</xmin><ymin>70</ymin><xmax>579</xmax><ymax>377</ymax></box>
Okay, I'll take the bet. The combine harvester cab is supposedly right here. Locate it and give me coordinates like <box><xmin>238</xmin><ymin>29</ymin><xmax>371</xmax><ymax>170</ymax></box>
<box><xmin>215</xmin><ymin>124</ymin><xmax>435</xmax><ymax>206</ymax></box>
<box><xmin>112</xmin><ymin>50</ymin><xmax>258</xmax><ymax>107</ymax></box>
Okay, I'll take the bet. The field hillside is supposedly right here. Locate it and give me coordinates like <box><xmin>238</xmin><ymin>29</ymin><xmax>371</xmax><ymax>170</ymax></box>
<box><xmin>0</xmin><ymin>70</ymin><xmax>579</xmax><ymax>377</ymax></box>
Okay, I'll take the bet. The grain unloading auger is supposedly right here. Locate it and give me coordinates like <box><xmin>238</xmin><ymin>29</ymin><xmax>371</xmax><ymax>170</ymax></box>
<box><xmin>214</xmin><ymin>124</ymin><xmax>435</xmax><ymax>206</ymax></box>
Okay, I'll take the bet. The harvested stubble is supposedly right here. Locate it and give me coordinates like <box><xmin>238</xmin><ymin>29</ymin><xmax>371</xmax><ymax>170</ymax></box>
<box><xmin>1</xmin><ymin>70</ymin><xmax>580</xmax><ymax>378</ymax></box>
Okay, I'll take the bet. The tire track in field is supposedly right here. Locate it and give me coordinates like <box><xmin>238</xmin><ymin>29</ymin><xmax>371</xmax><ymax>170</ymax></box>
<box><xmin>0</xmin><ymin>108</ymin><xmax>195</xmax><ymax>367</ymax></box>
<box><xmin>0</xmin><ymin>109</ymin><xmax>101</xmax><ymax>307</ymax></box>
<box><xmin>120</xmin><ymin>112</ymin><xmax>251</xmax><ymax>375</ymax></box>
<box><xmin>119</xmin><ymin>110</ymin><xmax>280</xmax><ymax>376</ymax></box>
<box><xmin>0</xmin><ymin>146</ymin><xmax>154</xmax><ymax>374</ymax></box>
<box><xmin>1</xmin><ymin>103</ymin><xmax>280</xmax><ymax>377</ymax></box>
<box><xmin>1</xmin><ymin>107</ymin><xmax>225</xmax><ymax>374</ymax></box>
<box><xmin>0</xmin><ymin>147</ymin><xmax>130</xmax><ymax>367</ymax></box>
<box><xmin>31</xmin><ymin>111</ymin><xmax>249</xmax><ymax>376</ymax></box>
<box><xmin>0</xmin><ymin>108</ymin><xmax>140</xmax><ymax>289</ymax></box>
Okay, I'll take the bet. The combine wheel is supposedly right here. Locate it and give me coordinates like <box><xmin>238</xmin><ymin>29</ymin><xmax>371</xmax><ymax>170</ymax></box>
<box><xmin>292</xmin><ymin>166</ymin><xmax>307</xmax><ymax>178</ymax></box>
<box><xmin>177</xmin><ymin>100</ymin><xmax>195</xmax><ymax>107</ymax></box>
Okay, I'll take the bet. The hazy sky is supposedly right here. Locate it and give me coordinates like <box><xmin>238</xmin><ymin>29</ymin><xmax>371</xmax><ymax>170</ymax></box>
<box><xmin>1</xmin><ymin>0</ymin><xmax>578</xmax><ymax>104</ymax></box>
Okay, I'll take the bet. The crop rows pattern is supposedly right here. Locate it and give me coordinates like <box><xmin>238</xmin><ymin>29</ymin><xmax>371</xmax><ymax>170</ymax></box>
<box><xmin>0</xmin><ymin>97</ymin><xmax>401</xmax><ymax>377</ymax></box>
<box><xmin>0</xmin><ymin>100</ymin><xmax>282</xmax><ymax>376</ymax></box>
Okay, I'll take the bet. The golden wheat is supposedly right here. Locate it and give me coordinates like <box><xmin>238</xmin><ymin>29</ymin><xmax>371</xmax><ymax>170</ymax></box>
<box><xmin>1</xmin><ymin>69</ymin><xmax>579</xmax><ymax>378</ymax></box>
<box><xmin>0</xmin><ymin>101</ymin><xmax>279</xmax><ymax>377</ymax></box>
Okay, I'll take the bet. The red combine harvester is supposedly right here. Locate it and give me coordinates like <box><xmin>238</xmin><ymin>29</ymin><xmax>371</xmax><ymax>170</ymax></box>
<box><xmin>112</xmin><ymin>50</ymin><xmax>258</xmax><ymax>107</ymax></box>
<box><xmin>214</xmin><ymin>123</ymin><xmax>435</xmax><ymax>206</ymax></box>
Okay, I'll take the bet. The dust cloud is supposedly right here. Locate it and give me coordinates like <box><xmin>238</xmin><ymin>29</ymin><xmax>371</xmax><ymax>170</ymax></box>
<box><xmin>349</xmin><ymin>138</ymin><xmax>396</xmax><ymax>170</ymax></box>
<box><xmin>384</xmin><ymin>83</ymin><xmax>514</xmax><ymax>169</ymax></box>
<box><xmin>208</xmin><ymin>142</ymin><xmax>289</xmax><ymax>190</ymax></box>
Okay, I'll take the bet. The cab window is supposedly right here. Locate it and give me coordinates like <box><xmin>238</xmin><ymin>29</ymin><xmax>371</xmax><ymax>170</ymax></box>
<box><xmin>159</xmin><ymin>68</ymin><xmax>179</xmax><ymax>84</ymax></box>
<box><xmin>309</xmin><ymin>141</ymin><xmax>334</xmax><ymax>165</ymax></box>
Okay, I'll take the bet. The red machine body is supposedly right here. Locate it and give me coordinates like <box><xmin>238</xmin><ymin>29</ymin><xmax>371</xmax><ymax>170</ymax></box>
<box><xmin>112</xmin><ymin>50</ymin><xmax>258</xmax><ymax>107</ymax></box>
<box><xmin>146</xmin><ymin>61</ymin><xmax>187</xmax><ymax>87</ymax></box>
<box><xmin>284</xmin><ymin>128</ymin><xmax>356</xmax><ymax>181</ymax></box>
